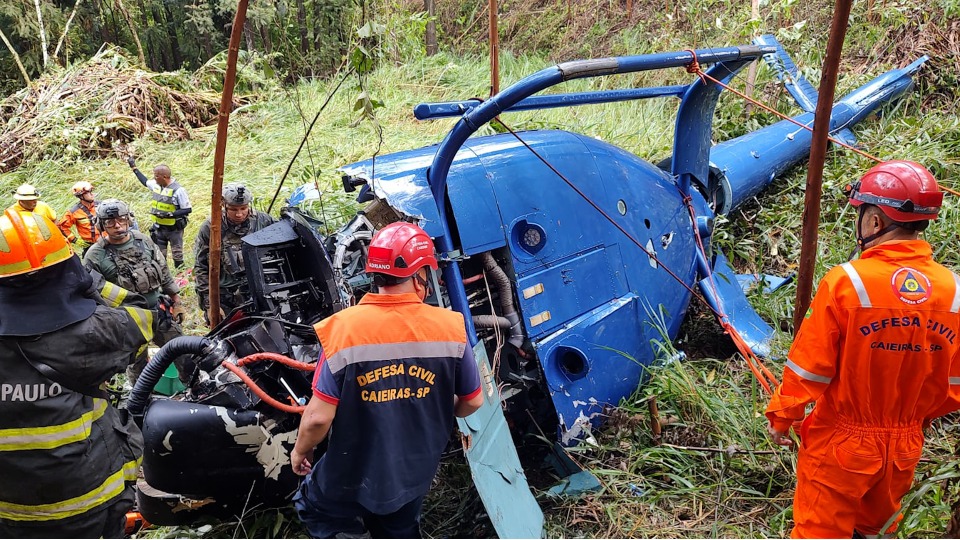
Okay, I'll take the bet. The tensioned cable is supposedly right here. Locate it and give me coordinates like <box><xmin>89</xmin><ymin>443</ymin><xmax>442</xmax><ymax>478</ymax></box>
<box><xmin>266</xmin><ymin>67</ymin><xmax>354</xmax><ymax>214</ymax></box>
<box><xmin>490</xmin><ymin>112</ymin><xmax>779</xmax><ymax>393</ymax></box>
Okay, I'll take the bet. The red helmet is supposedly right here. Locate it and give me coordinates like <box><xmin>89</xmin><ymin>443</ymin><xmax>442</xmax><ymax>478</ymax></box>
<box><xmin>847</xmin><ymin>160</ymin><xmax>943</xmax><ymax>222</ymax></box>
<box><xmin>364</xmin><ymin>222</ymin><xmax>438</xmax><ymax>278</ymax></box>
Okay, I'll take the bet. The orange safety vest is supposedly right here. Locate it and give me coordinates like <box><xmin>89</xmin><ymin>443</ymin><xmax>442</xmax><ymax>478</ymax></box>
<box><xmin>309</xmin><ymin>292</ymin><xmax>474</xmax><ymax>514</ymax></box>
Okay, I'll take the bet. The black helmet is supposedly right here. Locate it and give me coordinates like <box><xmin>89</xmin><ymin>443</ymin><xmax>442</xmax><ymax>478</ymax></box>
<box><xmin>95</xmin><ymin>199</ymin><xmax>131</xmax><ymax>231</ymax></box>
<box><xmin>223</xmin><ymin>183</ymin><xmax>253</xmax><ymax>206</ymax></box>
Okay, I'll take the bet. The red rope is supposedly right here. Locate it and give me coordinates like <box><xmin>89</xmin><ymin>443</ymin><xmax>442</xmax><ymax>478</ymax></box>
<box><xmin>681</xmin><ymin>190</ymin><xmax>779</xmax><ymax>395</ymax></box>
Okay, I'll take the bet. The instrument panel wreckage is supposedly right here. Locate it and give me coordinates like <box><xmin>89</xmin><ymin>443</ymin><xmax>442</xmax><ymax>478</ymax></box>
<box><xmin>128</xmin><ymin>35</ymin><xmax>928</xmax><ymax>537</ymax></box>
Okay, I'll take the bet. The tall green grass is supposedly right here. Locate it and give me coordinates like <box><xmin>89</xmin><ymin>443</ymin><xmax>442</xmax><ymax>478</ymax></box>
<box><xmin>3</xmin><ymin>1</ymin><xmax>959</xmax><ymax>537</ymax></box>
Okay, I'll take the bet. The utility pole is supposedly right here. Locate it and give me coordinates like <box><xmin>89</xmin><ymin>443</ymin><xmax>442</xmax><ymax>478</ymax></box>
<box><xmin>793</xmin><ymin>0</ymin><xmax>854</xmax><ymax>333</ymax></box>
<box><xmin>744</xmin><ymin>0</ymin><xmax>760</xmax><ymax>115</ymax></box>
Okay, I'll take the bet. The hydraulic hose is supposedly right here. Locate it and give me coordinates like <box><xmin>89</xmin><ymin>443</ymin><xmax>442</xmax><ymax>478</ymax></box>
<box><xmin>479</xmin><ymin>252</ymin><xmax>525</xmax><ymax>348</ymax></box>
<box><xmin>473</xmin><ymin>314</ymin><xmax>512</xmax><ymax>330</ymax></box>
<box><xmin>222</xmin><ymin>363</ymin><xmax>306</xmax><ymax>414</ymax></box>
<box><xmin>128</xmin><ymin>336</ymin><xmax>212</xmax><ymax>420</ymax></box>
<box><xmin>237</xmin><ymin>351</ymin><xmax>315</xmax><ymax>371</ymax></box>
<box><xmin>229</xmin><ymin>352</ymin><xmax>314</xmax><ymax>414</ymax></box>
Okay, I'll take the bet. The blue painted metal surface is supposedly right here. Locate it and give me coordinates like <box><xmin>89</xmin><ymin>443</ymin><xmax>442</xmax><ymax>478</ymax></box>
<box><xmin>754</xmin><ymin>34</ymin><xmax>819</xmax><ymax>113</ymax></box>
<box><xmin>699</xmin><ymin>253</ymin><xmax>776</xmax><ymax>357</ymax></box>
<box><xmin>737</xmin><ymin>272</ymin><xmax>795</xmax><ymax>295</ymax></box>
<box><xmin>336</xmin><ymin>42</ymin><xmax>927</xmax><ymax>430</ymax></box>
<box><xmin>458</xmin><ymin>344</ymin><xmax>544</xmax><ymax>538</ymax></box>
<box><xmin>413</xmin><ymin>86</ymin><xmax>688</xmax><ymax>120</ymax></box>
<box><xmin>321</xmin><ymin>36</ymin><xmax>927</xmax><ymax>538</ymax></box>
<box><xmin>707</xmin><ymin>47</ymin><xmax>928</xmax><ymax>215</ymax></box>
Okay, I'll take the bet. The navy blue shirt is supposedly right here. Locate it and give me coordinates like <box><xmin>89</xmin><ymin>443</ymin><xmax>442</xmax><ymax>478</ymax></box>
<box><xmin>306</xmin><ymin>293</ymin><xmax>482</xmax><ymax>514</ymax></box>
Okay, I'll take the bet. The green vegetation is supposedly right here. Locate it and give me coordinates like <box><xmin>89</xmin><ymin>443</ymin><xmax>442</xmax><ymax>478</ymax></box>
<box><xmin>2</xmin><ymin>0</ymin><xmax>959</xmax><ymax>537</ymax></box>
<box><xmin>0</xmin><ymin>0</ymin><xmax>356</xmax><ymax>93</ymax></box>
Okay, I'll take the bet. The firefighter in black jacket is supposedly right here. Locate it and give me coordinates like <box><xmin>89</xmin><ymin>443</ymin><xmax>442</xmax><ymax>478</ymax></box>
<box><xmin>0</xmin><ymin>209</ymin><xmax>154</xmax><ymax>538</ymax></box>
<box><xmin>193</xmin><ymin>182</ymin><xmax>275</xmax><ymax>325</ymax></box>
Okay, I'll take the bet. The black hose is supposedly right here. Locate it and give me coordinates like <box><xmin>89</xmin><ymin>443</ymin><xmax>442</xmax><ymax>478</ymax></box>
<box><xmin>479</xmin><ymin>253</ymin><xmax>526</xmax><ymax>348</ymax></box>
<box><xmin>128</xmin><ymin>336</ymin><xmax>212</xmax><ymax>420</ymax></box>
<box><xmin>480</xmin><ymin>252</ymin><xmax>513</xmax><ymax>314</ymax></box>
<box><xmin>473</xmin><ymin>314</ymin><xmax>512</xmax><ymax>329</ymax></box>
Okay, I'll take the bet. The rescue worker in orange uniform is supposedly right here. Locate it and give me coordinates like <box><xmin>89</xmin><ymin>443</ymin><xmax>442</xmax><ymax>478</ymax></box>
<box><xmin>765</xmin><ymin>160</ymin><xmax>960</xmax><ymax>538</ymax></box>
<box><xmin>291</xmin><ymin>222</ymin><xmax>484</xmax><ymax>538</ymax></box>
<box><xmin>57</xmin><ymin>181</ymin><xmax>100</xmax><ymax>256</ymax></box>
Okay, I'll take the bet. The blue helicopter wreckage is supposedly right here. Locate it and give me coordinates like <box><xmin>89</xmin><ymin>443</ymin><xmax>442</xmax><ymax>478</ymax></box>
<box><xmin>128</xmin><ymin>35</ymin><xmax>927</xmax><ymax>537</ymax></box>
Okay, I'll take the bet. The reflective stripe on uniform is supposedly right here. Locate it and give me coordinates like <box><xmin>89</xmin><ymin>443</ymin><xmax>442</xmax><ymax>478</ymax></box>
<box><xmin>123</xmin><ymin>306</ymin><xmax>154</xmax><ymax>342</ymax></box>
<box><xmin>0</xmin><ymin>399</ymin><xmax>108</xmax><ymax>452</ymax></box>
<box><xmin>326</xmin><ymin>341</ymin><xmax>466</xmax><ymax>374</ymax></box>
<box><xmin>841</xmin><ymin>263</ymin><xmax>872</xmax><ymax>308</ymax></box>
<box><xmin>0</xmin><ymin>459</ymin><xmax>138</xmax><ymax>521</ymax></box>
<box><xmin>99</xmin><ymin>281</ymin><xmax>128</xmax><ymax>308</ymax></box>
<box><xmin>950</xmin><ymin>377</ymin><xmax>960</xmax><ymax>386</ymax></box>
<box><xmin>122</xmin><ymin>457</ymin><xmax>141</xmax><ymax>481</ymax></box>
<box><xmin>951</xmin><ymin>273</ymin><xmax>960</xmax><ymax>314</ymax></box>
<box><xmin>150</xmin><ymin>186</ymin><xmax>177</xmax><ymax>226</ymax></box>
<box><xmin>786</xmin><ymin>358</ymin><xmax>833</xmax><ymax>384</ymax></box>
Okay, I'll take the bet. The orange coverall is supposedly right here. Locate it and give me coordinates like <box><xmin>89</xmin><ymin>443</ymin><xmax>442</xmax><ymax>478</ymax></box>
<box><xmin>57</xmin><ymin>200</ymin><xmax>98</xmax><ymax>244</ymax></box>
<box><xmin>766</xmin><ymin>239</ymin><xmax>960</xmax><ymax>538</ymax></box>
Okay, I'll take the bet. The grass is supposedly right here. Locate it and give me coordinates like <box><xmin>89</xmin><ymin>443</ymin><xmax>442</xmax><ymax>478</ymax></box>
<box><xmin>3</xmin><ymin>0</ymin><xmax>960</xmax><ymax>537</ymax></box>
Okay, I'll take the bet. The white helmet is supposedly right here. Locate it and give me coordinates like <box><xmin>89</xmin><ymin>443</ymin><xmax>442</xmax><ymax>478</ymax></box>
<box><xmin>13</xmin><ymin>184</ymin><xmax>40</xmax><ymax>201</ymax></box>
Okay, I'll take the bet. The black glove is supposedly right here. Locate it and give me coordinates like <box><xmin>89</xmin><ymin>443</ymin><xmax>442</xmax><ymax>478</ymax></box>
<box><xmin>127</xmin><ymin>156</ymin><xmax>136</xmax><ymax>169</ymax></box>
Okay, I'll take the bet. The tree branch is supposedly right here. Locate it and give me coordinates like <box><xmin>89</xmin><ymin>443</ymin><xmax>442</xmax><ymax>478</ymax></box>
<box><xmin>113</xmin><ymin>0</ymin><xmax>145</xmax><ymax>65</ymax></box>
<box><xmin>33</xmin><ymin>0</ymin><xmax>49</xmax><ymax>67</ymax></box>
<box><xmin>0</xmin><ymin>27</ymin><xmax>31</xmax><ymax>85</ymax></box>
<box><xmin>53</xmin><ymin>0</ymin><xmax>84</xmax><ymax>62</ymax></box>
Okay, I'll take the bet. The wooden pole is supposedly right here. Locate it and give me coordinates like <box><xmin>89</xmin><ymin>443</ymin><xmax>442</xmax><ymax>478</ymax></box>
<box><xmin>425</xmin><ymin>0</ymin><xmax>437</xmax><ymax>56</ymax></box>
<box><xmin>793</xmin><ymin>0</ymin><xmax>853</xmax><ymax>333</ymax></box>
<box><xmin>489</xmin><ymin>0</ymin><xmax>499</xmax><ymax>95</ymax></box>
<box><xmin>209</xmin><ymin>0</ymin><xmax>249</xmax><ymax>327</ymax></box>
<box><xmin>743</xmin><ymin>0</ymin><xmax>760</xmax><ymax>115</ymax></box>
<box><xmin>648</xmin><ymin>395</ymin><xmax>661</xmax><ymax>444</ymax></box>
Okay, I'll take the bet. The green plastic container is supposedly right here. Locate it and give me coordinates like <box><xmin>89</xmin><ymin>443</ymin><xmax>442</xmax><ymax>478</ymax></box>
<box><xmin>153</xmin><ymin>364</ymin><xmax>185</xmax><ymax>396</ymax></box>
